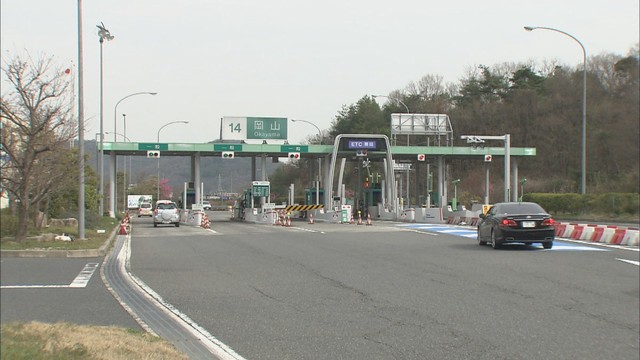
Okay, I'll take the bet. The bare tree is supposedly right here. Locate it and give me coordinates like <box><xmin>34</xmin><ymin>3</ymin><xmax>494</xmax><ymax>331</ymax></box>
<box><xmin>1</xmin><ymin>54</ymin><xmax>76</xmax><ymax>241</ymax></box>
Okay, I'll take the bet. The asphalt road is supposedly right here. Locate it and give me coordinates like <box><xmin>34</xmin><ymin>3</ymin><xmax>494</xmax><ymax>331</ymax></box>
<box><xmin>0</xmin><ymin>256</ymin><xmax>141</xmax><ymax>330</ymax></box>
<box><xmin>129</xmin><ymin>213</ymin><xmax>639</xmax><ymax>360</ymax></box>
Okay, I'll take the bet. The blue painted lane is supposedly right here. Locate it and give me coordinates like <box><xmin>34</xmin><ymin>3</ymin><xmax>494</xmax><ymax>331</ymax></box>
<box><xmin>397</xmin><ymin>223</ymin><xmax>608</xmax><ymax>251</ymax></box>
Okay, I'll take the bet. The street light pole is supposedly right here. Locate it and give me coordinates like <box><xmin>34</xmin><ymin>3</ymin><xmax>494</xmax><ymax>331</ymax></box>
<box><xmin>291</xmin><ymin>119</ymin><xmax>322</xmax><ymax>142</ymax></box>
<box><xmin>113</xmin><ymin>92</ymin><xmax>158</xmax><ymax>141</ymax></box>
<box><xmin>292</xmin><ymin>119</ymin><xmax>323</xmax><ymax>205</ymax></box>
<box><xmin>372</xmin><ymin>94</ymin><xmax>410</xmax><ymax>113</ymax></box>
<box><xmin>156</xmin><ymin>121</ymin><xmax>189</xmax><ymax>201</ymax></box>
<box><xmin>76</xmin><ymin>0</ymin><xmax>86</xmax><ymax>239</ymax></box>
<box><xmin>122</xmin><ymin>113</ymin><xmax>127</xmax><ymax>213</ymax></box>
<box><xmin>97</xmin><ymin>22</ymin><xmax>114</xmax><ymax>217</ymax></box>
<box><xmin>524</xmin><ymin>26</ymin><xmax>587</xmax><ymax>194</ymax></box>
<box><xmin>109</xmin><ymin>92</ymin><xmax>157</xmax><ymax>216</ymax></box>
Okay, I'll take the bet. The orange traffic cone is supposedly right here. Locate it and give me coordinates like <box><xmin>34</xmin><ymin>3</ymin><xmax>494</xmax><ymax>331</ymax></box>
<box><xmin>366</xmin><ymin>213</ymin><xmax>372</xmax><ymax>225</ymax></box>
<box><xmin>201</xmin><ymin>214</ymin><xmax>210</xmax><ymax>229</ymax></box>
<box><xmin>308</xmin><ymin>213</ymin><xmax>314</xmax><ymax>224</ymax></box>
<box><xmin>357</xmin><ymin>213</ymin><xmax>363</xmax><ymax>225</ymax></box>
<box><xmin>119</xmin><ymin>222</ymin><xmax>128</xmax><ymax>235</ymax></box>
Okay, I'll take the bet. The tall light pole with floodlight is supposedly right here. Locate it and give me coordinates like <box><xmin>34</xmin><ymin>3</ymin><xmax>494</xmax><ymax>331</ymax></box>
<box><xmin>156</xmin><ymin>121</ymin><xmax>189</xmax><ymax>201</ymax></box>
<box><xmin>292</xmin><ymin>119</ymin><xmax>323</xmax><ymax>205</ymax></box>
<box><xmin>97</xmin><ymin>22</ymin><xmax>114</xmax><ymax>217</ymax></box>
<box><xmin>524</xmin><ymin>25</ymin><xmax>587</xmax><ymax>194</ymax></box>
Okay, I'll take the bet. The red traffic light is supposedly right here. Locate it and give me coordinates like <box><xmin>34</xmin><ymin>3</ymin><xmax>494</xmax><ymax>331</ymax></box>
<box><xmin>484</xmin><ymin>154</ymin><xmax>492</xmax><ymax>162</ymax></box>
<box><xmin>288</xmin><ymin>152</ymin><xmax>300</xmax><ymax>159</ymax></box>
<box><xmin>417</xmin><ymin>154</ymin><xmax>426</xmax><ymax>161</ymax></box>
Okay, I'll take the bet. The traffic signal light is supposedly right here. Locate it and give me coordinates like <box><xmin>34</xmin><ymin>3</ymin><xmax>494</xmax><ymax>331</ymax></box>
<box><xmin>147</xmin><ymin>150</ymin><xmax>160</xmax><ymax>158</ymax></box>
<box><xmin>484</xmin><ymin>154</ymin><xmax>492</xmax><ymax>162</ymax></box>
<box><xmin>417</xmin><ymin>154</ymin><xmax>426</xmax><ymax>161</ymax></box>
<box><xmin>364</xmin><ymin>177</ymin><xmax>370</xmax><ymax>188</ymax></box>
<box><xmin>356</xmin><ymin>149</ymin><xmax>367</xmax><ymax>157</ymax></box>
<box><xmin>222</xmin><ymin>151</ymin><xmax>235</xmax><ymax>159</ymax></box>
<box><xmin>288</xmin><ymin>152</ymin><xmax>300</xmax><ymax>159</ymax></box>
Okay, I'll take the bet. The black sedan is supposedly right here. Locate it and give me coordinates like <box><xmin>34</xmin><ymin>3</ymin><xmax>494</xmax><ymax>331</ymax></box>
<box><xmin>477</xmin><ymin>202</ymin><xmax>556</xmax><ymax>249</ymax></box>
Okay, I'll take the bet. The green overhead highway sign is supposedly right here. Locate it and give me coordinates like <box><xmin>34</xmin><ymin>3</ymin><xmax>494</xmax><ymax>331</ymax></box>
<box><xmin>247</xmin><ymin>117</ymin><xmax>287</xmax><ymax>140</ymax></box>
<box><xmin>214</xmin><ymin>144</ymin><xmax>243</xmax><ymax>151</ymax></box>
<box><xmin>281</xmin><ymin>145</ymin><xmax>308</xmax><ymax>153</ymax></box>
<box><xmin>138</xmin><ymin>143</ymin><xmax>168</xmax><ymax>151</ymax></box>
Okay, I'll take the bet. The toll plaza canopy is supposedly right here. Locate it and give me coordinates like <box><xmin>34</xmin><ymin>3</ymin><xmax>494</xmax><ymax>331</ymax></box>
<box><xmin>101</xmin><ymin>140</ymin><xmax>535</xmax><ymax>216</ymax></box>
<box><xmin>102</xmin><ymin>141</ymin><xmax>536</xmax><ymax>158</ymax></box>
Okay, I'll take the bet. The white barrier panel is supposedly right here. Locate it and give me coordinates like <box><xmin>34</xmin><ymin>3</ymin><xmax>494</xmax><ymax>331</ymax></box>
<box><xmin>600</xmin><ymin>228</ymin><xmax>616</xmax><ymax>244</ymax></box>
<box><xmin>417</xmin><ymin>208</ymin><xmax>443</xmax><ymax>223</ymax></box>
<box><xmin>185</xmin><ymin>210</ymin><xmax>203</xmax><ymax>226</ymax></box>
<box><xmin>622</xmin><ymin>230</ymin><xmax>639</xmax><ymax>246</ymax></box>
<box><xmin>561</xmin><ymin>224</ymin><xmax>575</xmax><ymax>238</ymax></box>
<box><xmin>580</xmin><ymin>226</ymin><xmax>596</xmax><ymax>241</ymax></box>
<box><xmin>401</xmin><ymin>209</ymin><xmax>416</xmax><ymax>222</ymax></box>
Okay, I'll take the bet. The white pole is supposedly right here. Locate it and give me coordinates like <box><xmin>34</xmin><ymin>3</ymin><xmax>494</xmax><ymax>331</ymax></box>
<box><xmin>77</xmin><ymin>0</ymin><xmax>85</xmax><ymax>238</ymax></box>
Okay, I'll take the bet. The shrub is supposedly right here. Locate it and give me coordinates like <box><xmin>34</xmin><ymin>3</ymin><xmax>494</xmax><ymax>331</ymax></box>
<box><xmin>0</xmin><ymin>209</ymin><xmax>17</xmax><ymax>238</ymax></box>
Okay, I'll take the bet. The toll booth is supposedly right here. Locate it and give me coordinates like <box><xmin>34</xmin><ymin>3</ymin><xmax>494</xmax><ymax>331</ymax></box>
<box><xmin>363</xmin><ymin>184</ymin><xmax>383</xmax><ymax>208</ymax></box>
<box><xmin>232</xmin><ymin>189</ymin><xmax>252</xmax><ymax>220</ymax></box>
<box><xmin>304</xmin><ymin>188</ymin><xmax>324</xmax><ymax>205</ymax></box>
<box><xmin>181</xmin><ymin>186</ymin><xmax>196</xmax><ymax>209</ymax></box>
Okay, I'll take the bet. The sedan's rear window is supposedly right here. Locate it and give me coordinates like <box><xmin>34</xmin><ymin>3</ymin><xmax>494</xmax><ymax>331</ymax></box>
<box><xmin>157</xmin><ymin>204</ymin><xmax>176</xmax><ymax>210</ymax></box>
<box><xmin>140</xmin><ymin>204</ymin><xmax>151</xmax><ymax>209</ymax></box>
<box><xmin>497</xmin><ymin>203</ymin><xmax>546</xmax><ymax>214</ymax></box>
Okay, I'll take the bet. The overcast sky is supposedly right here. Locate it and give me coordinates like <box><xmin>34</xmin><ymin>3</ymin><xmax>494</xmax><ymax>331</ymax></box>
<box><xmin>2</xmin><ymin>0</ymin><xmax>638</xmax><ymax>145</ymax></box>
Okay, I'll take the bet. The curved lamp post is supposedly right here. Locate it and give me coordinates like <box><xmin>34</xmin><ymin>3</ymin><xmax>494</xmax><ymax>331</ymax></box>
<box><xmin>156</xmin><ymin>121</ymin><xmax>189</xmax><ymax>201</ymax></box>
<box><xmin>524</xmin><ymin>26</ymin><xmax>587</xmax><ymax>194</ymax></box>
<box><xmin>97</xmin><ymin>22</ymin><xmax>114</xmax><ymax>217</ymax></box>
<box><xmin>291</xmin><ymin>119</ymin><xmax>322</xmax><ymax>144</ymax></box>
<box><xmin>372</xmin><ymin>94</ymin><xmax>410</xmax><ymax>113</ymax></box>
<box><xmin>292</xmin><ymin>119</ymin><xmax>323</xmax><ymax>205</ymax></box>
<box><xmin>105</xmin><ymin>92</ymin><xmax>156</xmax><ymax>217</ymax></box>
<box><xmin>113</xmin><ymin>92</ymin><xmax>157</xmax><ymax>140</ymax></box>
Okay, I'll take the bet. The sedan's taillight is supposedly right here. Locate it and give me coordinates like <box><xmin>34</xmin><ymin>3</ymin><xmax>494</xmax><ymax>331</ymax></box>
<box><xmin>541</xmin><ymin>218</ymin><xmax>555</xmax><ymax>227</ymax></box>
<box><xmin>501</xmin><ymin>219</ymin><xmax>518</xmax><ymax>227</ymax></box>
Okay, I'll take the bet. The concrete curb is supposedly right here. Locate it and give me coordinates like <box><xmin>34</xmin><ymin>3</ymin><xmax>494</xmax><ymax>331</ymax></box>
<box><xmin>0</xmin><ymin>226</ymin><xmax>119</xmax><ymax>258</ymax></box>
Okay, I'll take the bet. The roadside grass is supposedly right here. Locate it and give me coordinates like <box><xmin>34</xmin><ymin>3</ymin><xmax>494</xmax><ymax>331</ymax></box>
<box><xmin>0</xmin><ymin>216</ymin><xmax>120</xmax><ymax>251</ymax></box>
<box><xmin>0</xmin><ymin>321</ymin><xmax>188</xmax><ymax>360</ymax></box>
